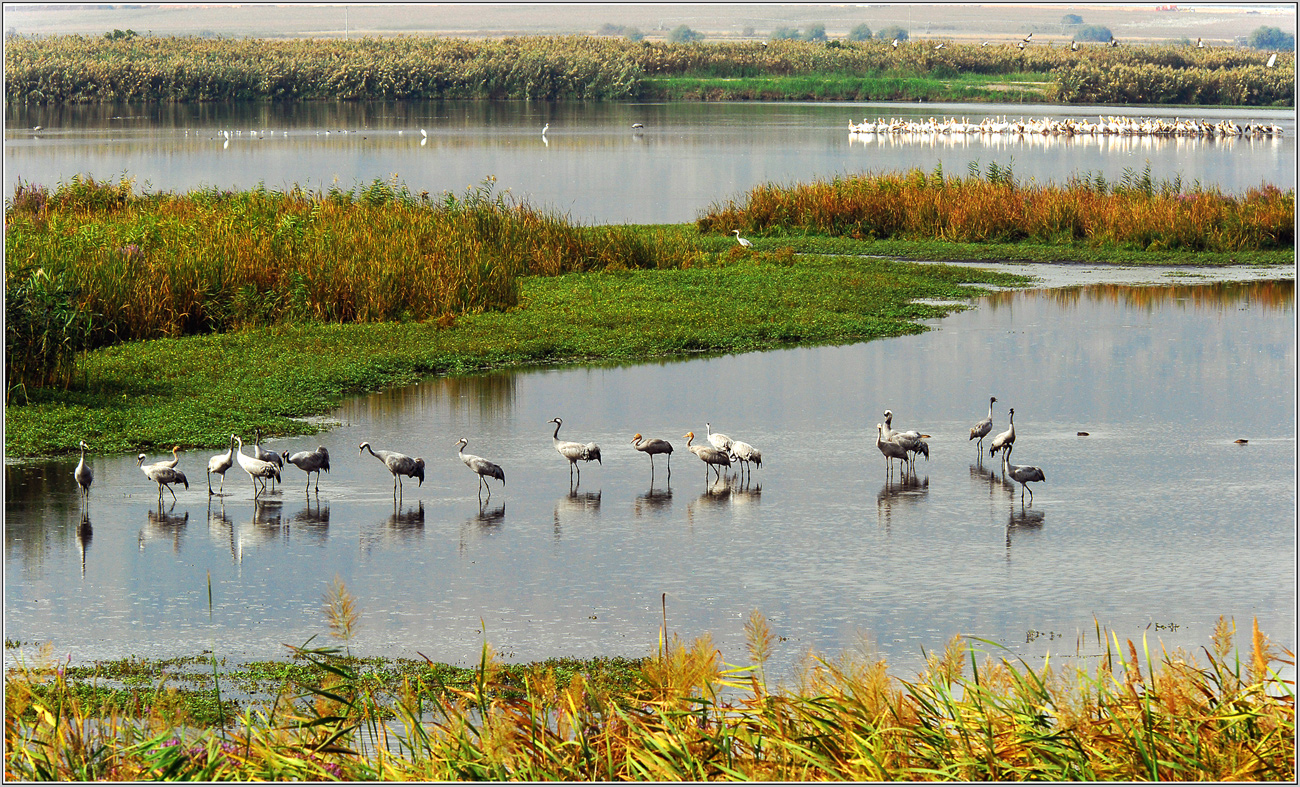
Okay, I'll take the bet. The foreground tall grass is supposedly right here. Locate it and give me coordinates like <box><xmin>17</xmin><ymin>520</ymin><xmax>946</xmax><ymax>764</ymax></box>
<box><xmin>699</xmin><ymin>165</ymin><xmax>1296</xmax><ymax>253</ymax></box>
<box><xmin>4</xmin><ymin>176</ymin><xmax>695</xmax><ymax>397</ymax></box>
<box><xmin>6</xmin><ymin>35</ymin><xmax>1291</xmax><ymax>105</ymax></box>
<box><xmin>6</xmin><ymin>611</ymin><xmax>1293</xmax><ymax>780</ymax></box>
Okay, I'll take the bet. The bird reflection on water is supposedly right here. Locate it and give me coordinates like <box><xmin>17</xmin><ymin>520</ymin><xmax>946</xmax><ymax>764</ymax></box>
<box><xmin>554</xmin><ymin>486</ymin><xmax>602</xmax><ymax>538</ymax></box>
<box><xmin>1006</xmin><ymin>506</ymin><xmax>1045</xmax><ymax>557</ymax></box>
<box><xmin>139</xmin><ymin>502</ymin><xmax>189</xmax><ymax>552</ymax></box>
<box><xmin>76</xmin><ymin>513</ymin><xmax>92</xmax><ymax>578</ymax></box>
<box><xmin>876</xmin><ymin>471</ymin><xmax>929</xmax><ymax>533</ymax></box>
<box><xmin>633</xmin><ymin>485</ymin><xmax>673</xmax><ymax>517</ymax></box>
<box><xmin>288</xmin><ymin>498</ymin><xmax>330</xmax><ymax>546</ymax></box>
<box><xmin>455</xmin><ymin>499</ymin><xmax>506</xmax><ymax>554</ymax></box>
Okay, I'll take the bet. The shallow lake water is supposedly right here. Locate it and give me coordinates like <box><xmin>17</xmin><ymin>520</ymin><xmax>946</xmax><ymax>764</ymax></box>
<box><xmin>6</xmin><ymin>278</ymin><xmax>1294</xmax><ymax>679</ymax></box>
<box><xmin>6</xmin><ymin>100</ymin><xmax>1296</xmax><ymax>224</ymax></box>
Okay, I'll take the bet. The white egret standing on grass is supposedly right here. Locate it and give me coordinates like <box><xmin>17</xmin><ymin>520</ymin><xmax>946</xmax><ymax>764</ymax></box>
<box><xmin>731</xmin><ymin>229</ymin><xmax>753</xmax><ymax>248</ymax></box>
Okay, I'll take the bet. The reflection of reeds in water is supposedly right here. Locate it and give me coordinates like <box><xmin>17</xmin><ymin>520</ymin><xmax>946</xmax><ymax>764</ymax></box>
<box><xmin>344</xmin><ymin>371</ymin><xmax>519</xmax><ymax>426</ymax></box>
<box><xmin>139</xmin><ymin>504</ymin><xmax>190</xmax><ymax>552</ymax></box>
<box><xmin>987</xmin><ymin>279</ymin><xmax>1294</xmax><ymax>312</ymax></box>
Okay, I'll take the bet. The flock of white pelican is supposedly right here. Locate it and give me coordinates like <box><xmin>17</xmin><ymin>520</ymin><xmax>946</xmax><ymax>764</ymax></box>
<box><xmin>849</xmin><ymin>115</ymin><xmax>1285</xmax><ymax>138</ymax></box>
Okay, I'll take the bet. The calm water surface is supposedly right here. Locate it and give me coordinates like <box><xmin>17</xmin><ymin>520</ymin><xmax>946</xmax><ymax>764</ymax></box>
<box><xmin>6</xmin><ymin>280</ymin><xmax>1294</xmax><ymax>677</ymax></box>
<box><xmin>6</xmin><ymin>101</ymin><xmax>1295</xmax><ymax>223</ymax></box>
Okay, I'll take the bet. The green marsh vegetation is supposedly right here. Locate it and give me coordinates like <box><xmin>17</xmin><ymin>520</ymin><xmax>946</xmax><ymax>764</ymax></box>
<box><xmin>4</xmin><ymin>171</ymin><xmax>1292</xmax><ymax>457</ymax></box>
<box><xmin>5</xmin><ymin>590</ymin><xmax>1294</xmax><ymax>780</ymax></box>
<box><xmin>6</xmin><ymin>35</ymin><xmax>1292</xmax><ymax>106</ymax></box>
<box><xmin>699</xmin><ymin>164</ymin><xmax>1297</xmax><ymax>253</ymax></box>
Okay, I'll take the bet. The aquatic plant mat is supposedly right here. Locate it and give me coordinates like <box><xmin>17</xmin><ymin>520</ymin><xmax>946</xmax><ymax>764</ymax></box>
<box><xmin>5</xmin><ymin>610</ymin><xmax>1293</xmax><ymax>780</ymax></box>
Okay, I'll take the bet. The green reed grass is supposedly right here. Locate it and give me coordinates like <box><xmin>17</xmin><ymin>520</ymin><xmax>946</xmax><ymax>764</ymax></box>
<box><xmin>6</xmin><ymin>614</ymin><xmax>1293</xmax><ymax>780</ymax></box>
<box><xmin>698</xmin><ymin>165</ymin><xmax>1296</xmax><ymax>253</ymax></box>
<box><xmin>4</xmin><ymin>175</ymin><xmax>695</xmax><ymax>353</ymax></box>
<box><xmin>6</xmin><ymin>35</ymin><xmax>1291</xmax><ymax>106</ymax></box>
<box><xmin>4</xmin><ymin>249</ymin><xmax>1025</xmax><ymax>457</ymax></box>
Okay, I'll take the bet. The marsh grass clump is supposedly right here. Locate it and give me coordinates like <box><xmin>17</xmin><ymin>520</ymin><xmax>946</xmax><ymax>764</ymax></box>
<box><xmin>6</xmin><ymin>614</ymin><xmax>1293</xmax><ymax>780</ymax></box>
<box><xmin>7</xmin><ymin>36</ymin><xmax>1291</xmax><ymax>106</ymax></box>
<box><xmin>3</xmin><ymin>175</ymin><xmax>693</xmax><ymax>356</ymax></box>
<box><xmin>699</xmin><ymin>166</ymin><xmax>1295</xmax><ymax>253</ymax></box>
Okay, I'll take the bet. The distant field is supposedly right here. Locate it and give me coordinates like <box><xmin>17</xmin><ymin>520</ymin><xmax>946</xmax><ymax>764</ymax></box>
<box><xmin>4</xmin><ymin>2</ymin><xmax>1294</xmax><ymax>46</ymax></box>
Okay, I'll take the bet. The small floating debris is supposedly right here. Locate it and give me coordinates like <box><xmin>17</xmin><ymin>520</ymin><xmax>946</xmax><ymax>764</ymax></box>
<box><xmin>1077</xmin><ymin>431</ymin><xmax>1089</xmax><ymax>436</ymax></box>
<box><xmin>1234</xmin><ymin>438</ymin><xmax>1249</xmax><ymax>444</ymax></box>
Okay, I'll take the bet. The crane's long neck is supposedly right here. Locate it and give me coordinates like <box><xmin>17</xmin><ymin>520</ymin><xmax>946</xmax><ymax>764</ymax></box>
<box><xmin>988</xmin><ymin>398</ymin><xmax>995</xmax><ymax>419</ymax></box>
<box><xmin>552</xmin><ymin>421</ymin><xmax>563</xmax><ymax>443</ymax></box>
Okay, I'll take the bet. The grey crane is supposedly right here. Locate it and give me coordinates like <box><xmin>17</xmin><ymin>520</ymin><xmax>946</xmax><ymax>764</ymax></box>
<box><xmin>1005</xmin><ymin>453</ymin><xmax>1046</xmax><ymax>503</ymax></box>
<box><xmin>883</xmin><ymin>410</ymin><xmax>929</xmax><ymax>468</ymax></box>
<box><xmin>254</xmin><ymin>428</ymin><xmax>284</xmax><ymax>489</ymax></box>
<box><xmin>74</xmin><ymin>440</ymin><xmax>93</xmax><ymax>501</ymax></box>
<box><xmin>455</xmin><ymin>438</ymin><xmax>505</xmax><ymax>496</ymax></box>
<box><xmin>631</xmin><ymin>433</ymin><xmax>673</xmax><ymax>474</ymax></box>
<box><xmin>234</xmin><ymin>435</ymin><xmax>281</xmax><ymax>498</ymax></box>
<box><xmin>207</xmin><ymin>434</ymin><xmax>237</xmax><ymax>495</ymax></box>
<box><xmin>138</xmin><ymin>451</ymin><xmax>189</xmax><ymax>502</ymax></box>
<box><xmin>705</xmin><ymin>422</ymin><xmax>733</xmax><ymax>453</ymax></box>
<box><xmin>157</xmin><ymin>445</ymin><xmax>182</xmax><ymax>469</ymax></box>
<box><xmin>731</xmin><ymin>229</ymin><xmax>753</xmax><ymax>248</ymax></box>
<box><xmin>684</xmin><ymin>431</ymin><xmax>731</xmax><ymax>480</ymax></box>
<box><xmin>729</xmin><ymin>440</ymin><xmax>762</xmax><ymax>479</ymax></box>
<box><xmin>549</xmin><ymin>418</ymin><xmax>600</xmax><ymax>482</ymax></box>
<box><xmin>989</xmin><ymin>407</ymin><xmax>1016</xmax><ymax>460</ymax></box>
<box><xmin>875</xmin><ymin>423</ymin><xmax>909</xmax><ymax>474</ymax></box>
<box><xmin>969</xmin><ymin>396</ymin><xmax>997</xmax><ymax>451</ymax></box>
<box><xmin>282</xmin><ymin>446</ymin><xmax>330</xmax><ymax>493</ymax></box>
<box><xmin>359</xmin><ymin>441</ymin><xmax>424</xmax><ymax>495</ymax></box>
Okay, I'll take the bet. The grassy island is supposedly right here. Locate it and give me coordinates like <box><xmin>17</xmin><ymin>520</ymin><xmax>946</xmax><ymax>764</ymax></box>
<box><xmin>4</xmin><ymin>173</ymin><xmax>1293</xmax><ymax>457</ymax></box>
